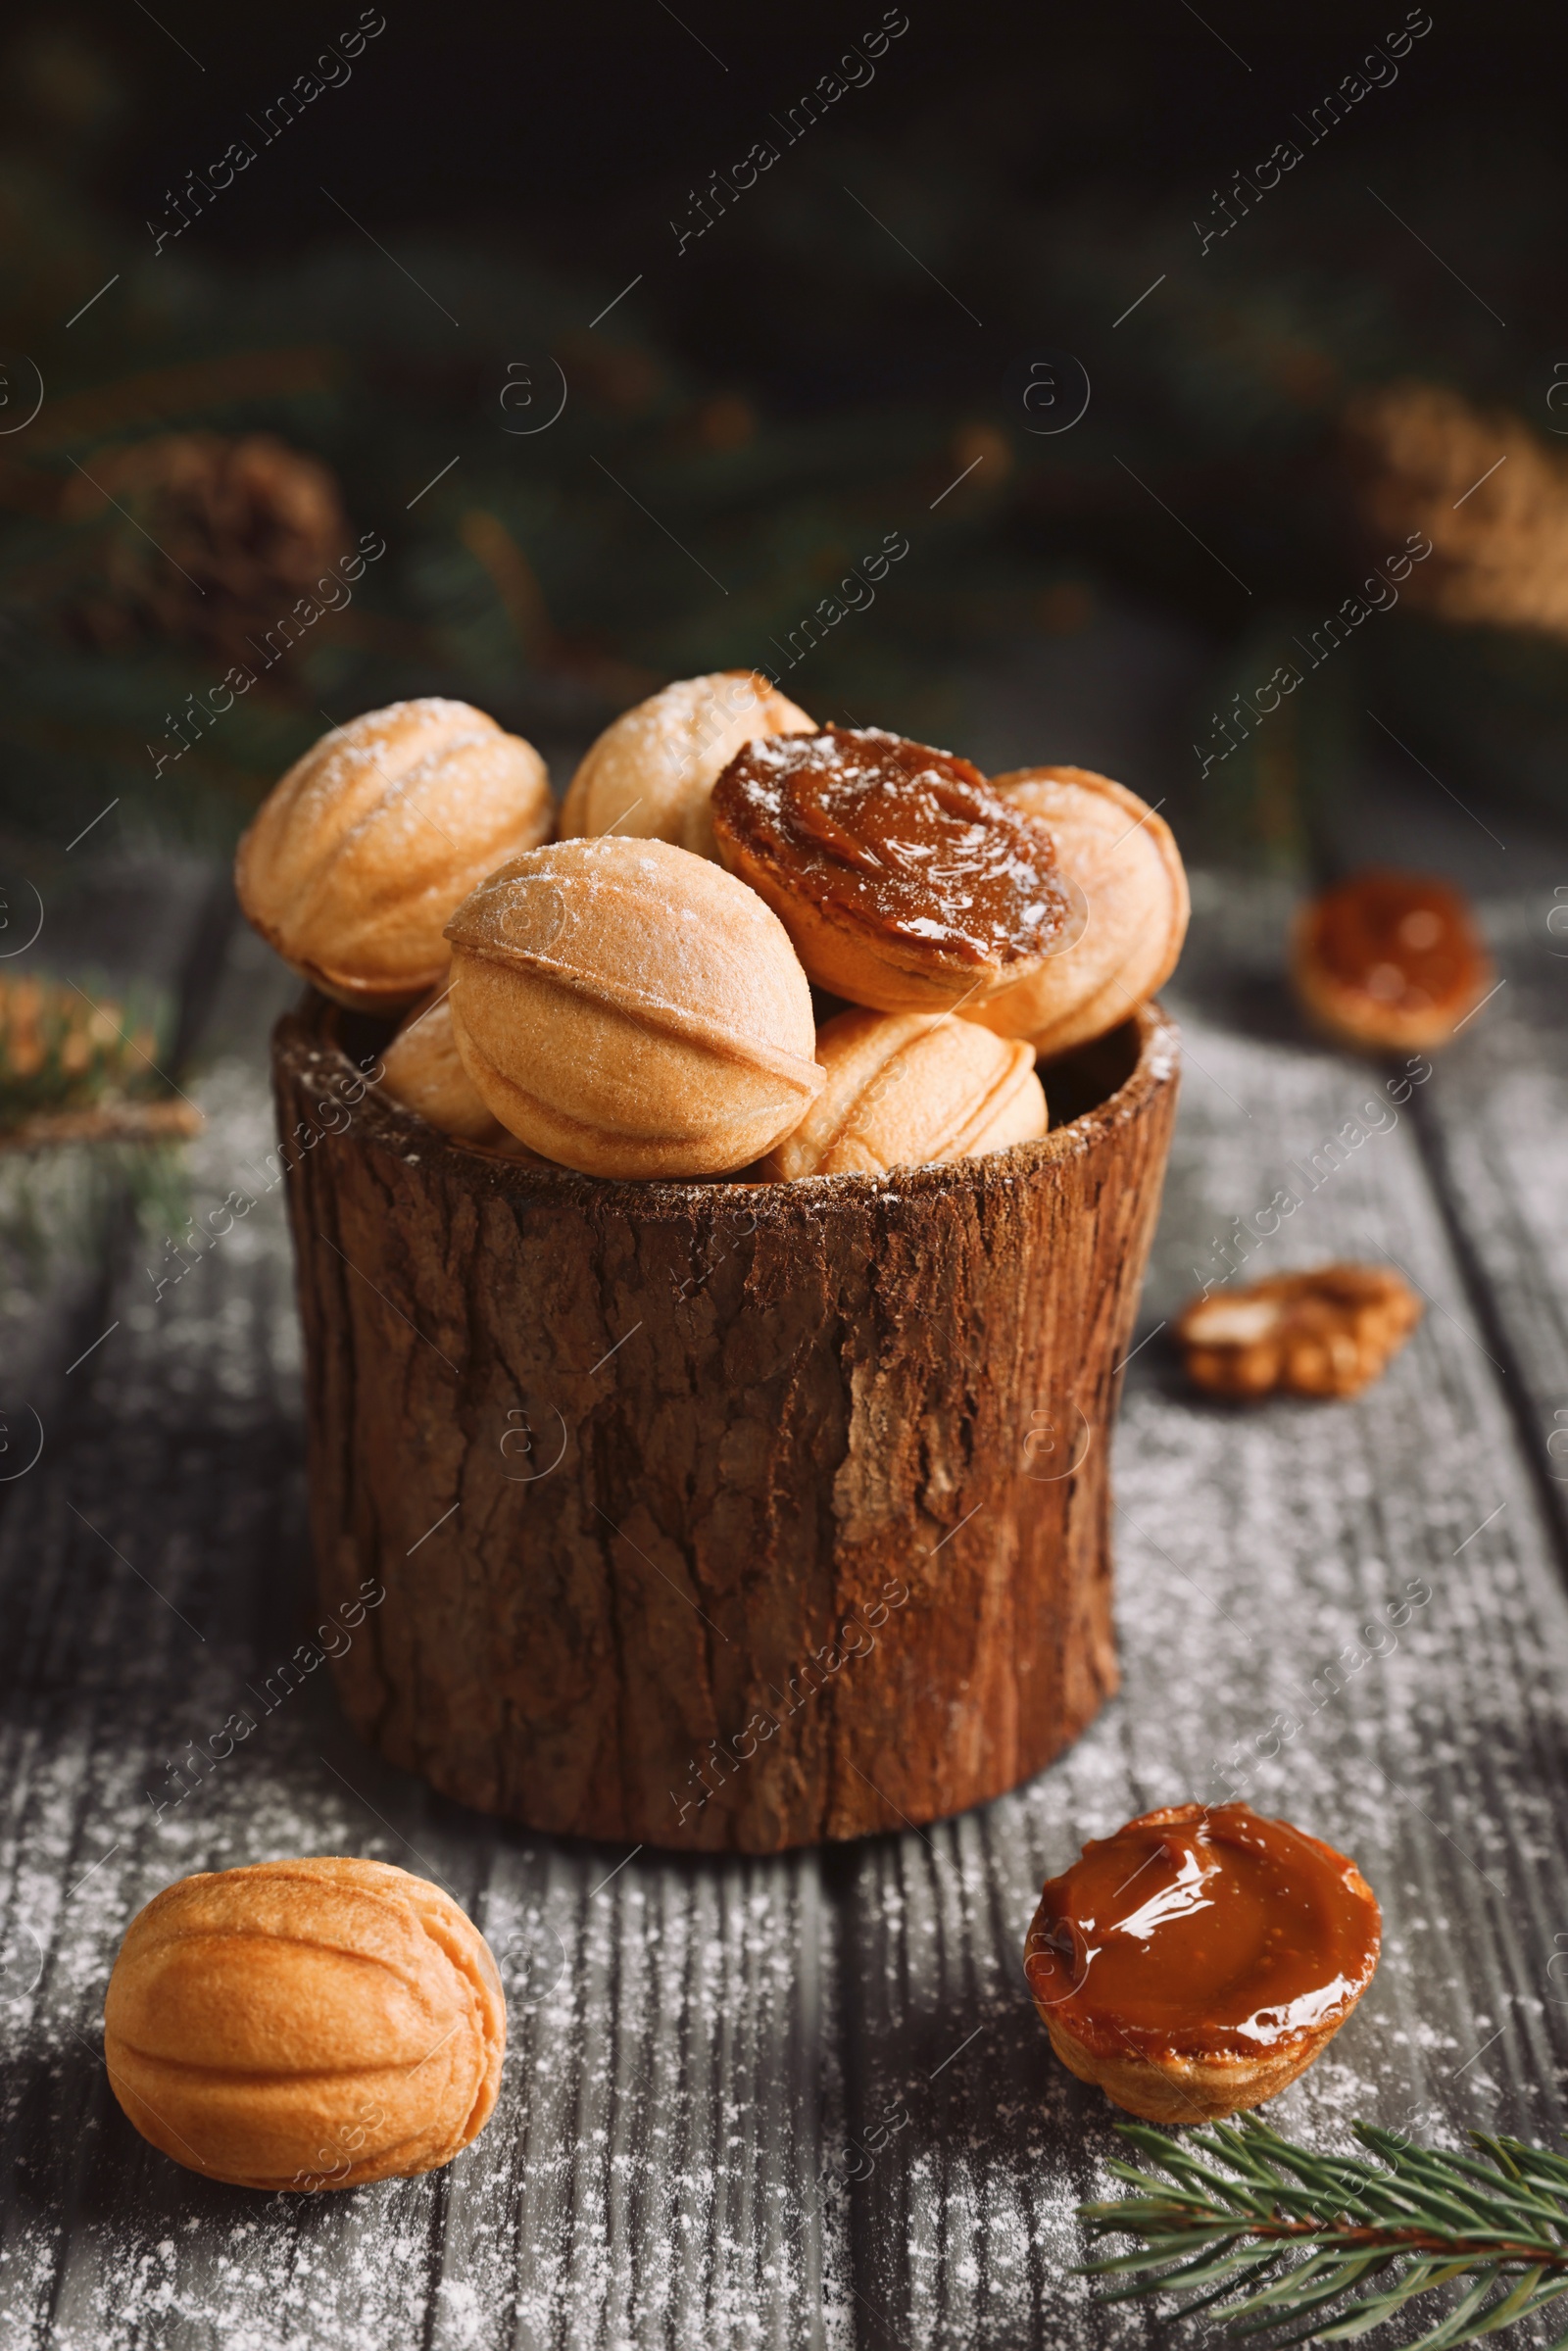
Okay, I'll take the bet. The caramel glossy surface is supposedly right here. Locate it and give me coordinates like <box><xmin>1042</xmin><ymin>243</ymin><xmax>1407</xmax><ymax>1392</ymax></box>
<box><xmin>711</xmin><ymin>726</ymin><xmax>1068</xmax><ymax>969</ymax></box>
<box><xmin>1303</xmin><ymin>870</ymin><xmax>1485</xmax><ymax>1016</ymax></box>
<box><xmin>1025</xmin><ymin>1802</ymin><xmax>1380</xmax><ymax>2060</ymax></box>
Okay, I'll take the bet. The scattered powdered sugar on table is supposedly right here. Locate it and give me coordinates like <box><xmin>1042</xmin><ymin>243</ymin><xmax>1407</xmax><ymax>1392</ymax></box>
<box><xmin>7</xmin><ymin>880</ymin><xmax>1568</xmax><ymax>2344</ymax></box>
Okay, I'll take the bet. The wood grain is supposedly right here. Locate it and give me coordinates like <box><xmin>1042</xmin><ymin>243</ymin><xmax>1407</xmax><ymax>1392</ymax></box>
<box><xmin>0</xmin><ymin>914</ymin><xmax>848</xmax><ymax>2350</ymax></box>
<box><xmin>272</xmin><ymin>998</ymin><xmax>1180</xmax><ymax>1851</ymax></box>
<box><xmin>1407</xmin><ymin>899</ymin><xmax>1568</xmax><ymax>1551</ymax></box>
<box><xmin>7</xmin><ymin>870</ymin><xmax>1568</xmax><ymax>2349</ymax></box>
<box><xmin>831</xmin><ymin>886</ymin><xmax>1568</xmax><ymax>2344</ymax></box>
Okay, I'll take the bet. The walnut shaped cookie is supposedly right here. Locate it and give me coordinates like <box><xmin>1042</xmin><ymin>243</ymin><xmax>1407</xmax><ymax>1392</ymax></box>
<box><xmin>104</xmin><ymin>1857</ymin><xmax>506</xmax><ymax>2190</ymax></box>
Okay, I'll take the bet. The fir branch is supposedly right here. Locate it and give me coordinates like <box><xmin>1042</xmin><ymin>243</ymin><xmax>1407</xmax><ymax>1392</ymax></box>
<box><xmin>1077</xmin><ymin>2116</ymin><xmax>1568</xmax><ymax>2350</ymax></box>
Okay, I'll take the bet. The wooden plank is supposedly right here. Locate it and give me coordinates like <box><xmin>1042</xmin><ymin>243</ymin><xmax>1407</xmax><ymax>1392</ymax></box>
<box><xmin>430</xmin><ymin>1849</ymin><xmax>841</xmax><ymax>2350</ymax></box>
<box><xmin>0</xmin><ymin>916</ymin><xmax>846</xmax><ymax>2351</ymax></box>
<box><xmin>836</xmin><ymin>879</ymin><xmax>1568</xmax><ymax>2346</ymax></box>
<box><xmin>8</xmin><ymin>872</ymin><xmax>1568</xmax><ymax>2347</ymax></box>
<box><xmin>1407</xmin><ymin>895</ymin><xmax>1568</xmax><ymax>1553</ymax></box>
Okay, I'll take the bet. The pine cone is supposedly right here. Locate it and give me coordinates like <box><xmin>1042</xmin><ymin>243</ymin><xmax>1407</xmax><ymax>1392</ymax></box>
<box><xmin>60</xmin><ymin>432</ymin><xmax>351</xmax><ymax>663</ymax></box>
<box><xmin>1340</xmin><ymin>381</ymin><xmax>1568</xmax><ymax>639</ymax></box>
<box><xmin>0</xmin><ymin>972</ymin><xmax>157</xmax><ymax>1125</ymax></box>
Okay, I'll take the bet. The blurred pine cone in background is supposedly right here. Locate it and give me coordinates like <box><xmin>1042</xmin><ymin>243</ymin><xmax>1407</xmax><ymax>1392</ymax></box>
<box><xmin>0</xmin><ymin>973</ymin><xmax>153</xmax><ymax>1123</ymax></box>
<box><xmin>1340</xmin><ymin>381</ymin><xmax>1568</xmax><ymax>640</ymax></box>
<box><xmin>0</xmin><ymin>972</ymin><xmax>200</xmax><ymax>1147</ymax></box>
<box><xmin>58</xmin><ymin>432</ymin><xmax>350</xmax><ymax>662</ymax></box>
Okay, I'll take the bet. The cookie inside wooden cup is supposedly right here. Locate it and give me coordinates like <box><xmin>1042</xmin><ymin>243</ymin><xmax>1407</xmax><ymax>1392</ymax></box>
<box><xmin>711</xmin><ymin>724</ymin><xmax>1072</xmax><ymax>1012</ymax></box>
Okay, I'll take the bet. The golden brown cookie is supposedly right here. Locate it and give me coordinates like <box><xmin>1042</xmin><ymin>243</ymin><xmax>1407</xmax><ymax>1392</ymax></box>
<box><xmin>236</xmin><ymin>700</ymin><xmax>553</xmax><ymax>1010</ymax></box>
<box><xmin>974</xmin><ymin>766</ymin><xmax>1188</xmax><ymax>1056</ymax></box>
<box><xmin>374</xmin><ymin>993</ymin><xmax>552</xmax><ymax>1163</ymax></box>
<box><xmin>445</xmin><ymin>835</ymin><xmax>823</xmax><ymax>1178</ymax></box>
<box><xmin>560</xmin><ymin>670</ymin><xmax>814</xmax><ymax>858</ymax></box>
<box><xmin>379</xmin><ymin>989</ymin><xmax>506</xmax><ymax>1142</ymax></box>
<box><xmin>710</xmin><ymin>725</ymin><xmax>1071</xmax><ymax>1012</ymax></box>
<box><xmin>1025</xmin><ymin>1802</ymin><xmax>1380</xmax><ymax>2123</ymax></box>
<box><xmin>1176</xmin><ymin>1264</ymin><xmax>1422</xmax><ymax>1399</ymax></box>
<box><xmin>760</xmin><ymin>1006</ymin><xmax>1046</xmax><ymax>1179</ymax></box>
<box><xmin>1292</xmin><ymin>870</ymin><xmax>1492</xmax><ymax>1053</ymax></box>
<box><xmin>104</xmin><ymin>1857</ymin><xmax>506</xmax><ymax>2189</ymax></box>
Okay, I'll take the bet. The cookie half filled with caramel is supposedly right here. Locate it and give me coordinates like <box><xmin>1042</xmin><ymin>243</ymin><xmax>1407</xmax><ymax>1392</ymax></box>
<box><xmin>711</xmin><ymin>725</ymin><xmax>1072</xmax><ymax>1011</ymax></box>
<box><xmin>1292</xmin><ymin>869</ymin><xmax>1492</xmax><ymax>1053</ymax></box>
<box><xmin>1024</xmin><ymin>1802</ymin><xmax>1380</xmax><ymax>2122</ymax></box>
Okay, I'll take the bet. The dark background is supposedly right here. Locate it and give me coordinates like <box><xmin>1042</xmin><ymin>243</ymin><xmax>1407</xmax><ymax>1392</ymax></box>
<box><xmin>3</xmin><ymin>0</ymin><xmax>1567</xmax><ymax>881</ymax></box>
<box><xmin>10</xmin><ymin>22</ymin><xmax>1568</xmax><ymax>2351</ymax></box>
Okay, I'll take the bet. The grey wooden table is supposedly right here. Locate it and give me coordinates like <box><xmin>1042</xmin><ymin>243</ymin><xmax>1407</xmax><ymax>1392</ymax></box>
<box><xmin>2</xmin><ymin>858</ymin><xmax>1567</xmax><ymax>2350</ymax></box>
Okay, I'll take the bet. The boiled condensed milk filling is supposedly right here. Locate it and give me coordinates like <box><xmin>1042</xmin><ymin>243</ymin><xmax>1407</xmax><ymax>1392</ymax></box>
<box><xmin>1026</xmin><ymin>1801</ymin><xmax>1380</xmax><ymax>2061</ymax></box>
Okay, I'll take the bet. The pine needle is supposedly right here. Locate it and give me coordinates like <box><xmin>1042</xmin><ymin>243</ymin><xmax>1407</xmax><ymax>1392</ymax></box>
<box><xmin>1077</xmin><ymin>2116</ymin><xmax>1568</xmax><ymax>2348</ymax></box>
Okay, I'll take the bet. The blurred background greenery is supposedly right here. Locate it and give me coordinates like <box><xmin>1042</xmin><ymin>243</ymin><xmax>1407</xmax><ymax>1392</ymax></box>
<box><xmin>3</xmin><ymin>0</ymin><xmax>1567</xmax><ymax>893</ymax></box>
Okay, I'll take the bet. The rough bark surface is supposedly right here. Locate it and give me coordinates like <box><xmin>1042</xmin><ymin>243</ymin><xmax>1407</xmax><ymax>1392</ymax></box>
<box><xmin>273</xmin><ymin>997</ymin><xmax>1180</xmax><ymax>1852</ymax></box>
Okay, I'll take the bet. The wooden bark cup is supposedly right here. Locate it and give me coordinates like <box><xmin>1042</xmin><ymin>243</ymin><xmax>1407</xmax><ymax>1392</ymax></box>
<box><xmin>273</xmin><ymin>997</ymin><xmax>1179</xmax><ymax>1853</ymax></box>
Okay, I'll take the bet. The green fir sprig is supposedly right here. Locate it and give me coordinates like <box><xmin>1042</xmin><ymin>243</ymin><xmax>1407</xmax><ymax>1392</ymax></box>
<box><xmin>1077</xmin><ymin>2116</ymin><xmax>1568</xmax><ymax>2349</ymax></box>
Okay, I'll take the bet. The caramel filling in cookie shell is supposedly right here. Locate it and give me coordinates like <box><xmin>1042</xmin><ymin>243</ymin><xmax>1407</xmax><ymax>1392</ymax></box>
<box><xmin>1025</xmin><ymin>1802</ymin><xmax>1380</xmax><ymax>2062</ymax></box>
<box><xmin>712</xmin><ymin>726</ymin><xmax>1069</xmax><ymax>970</ymax></box>
<box><xmin>1303</xmin><ymin>871</ymin><xmax>1484</xmax><ymax>1016</ymax></box>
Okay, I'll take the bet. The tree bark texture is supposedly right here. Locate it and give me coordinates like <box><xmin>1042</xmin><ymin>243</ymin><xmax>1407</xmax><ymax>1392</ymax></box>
<box><xmin>273</xmin><ymin>998</ymin><xmax>1180</xmax><ymax>1852</ymax></box>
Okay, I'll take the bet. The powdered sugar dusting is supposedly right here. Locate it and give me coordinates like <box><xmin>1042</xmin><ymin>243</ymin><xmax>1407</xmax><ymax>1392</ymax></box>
<box><xmin>566</xmin><ymin>671</ymin><xmax>814</xmax><ymax>849</ymax></box>
<box><xmin>717</xmin><ymin>727</ymin><xmax>1069</xmax><ymax>965</ymax></box>
<box><xmin>6</xmin><ymin>878</ymin><xmax>1567</xmax><ymax>2345</ymax></box>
